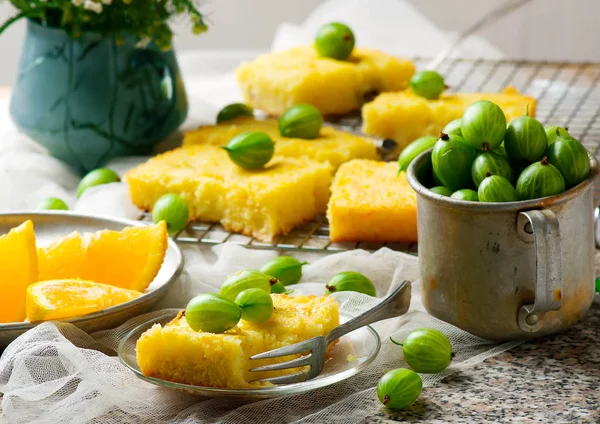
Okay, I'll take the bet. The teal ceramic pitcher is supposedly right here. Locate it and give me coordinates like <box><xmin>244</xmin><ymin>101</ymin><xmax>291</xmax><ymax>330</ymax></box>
<box><xmin>10</xmin><ymin>20</ymin><xmax>188</xmax><ymax>173</ymax></box>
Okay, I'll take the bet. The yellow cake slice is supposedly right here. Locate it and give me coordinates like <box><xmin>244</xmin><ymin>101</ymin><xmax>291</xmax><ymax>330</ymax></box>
<box><xmin>236</xmin><ymin>46</ymin><xmax>415</xmax><ymax>116</ymax></box>
<box><xmin>327</xmin><ymin>160</ymin><xmax>417</xmax><ymax>243</ymax></box>
<box><xmin>183</xmin><ymin>116</ymin><xmax>379</xmax><ymax>169</ymax></box>
<box><xmin>136</xmin><ymin>294</ymin><xmax>340</xmax><ymax>388</ymax></box>
<box><xmin>125</xmin><ymin>145</ymin><xmax>332</xmax><ymax>242</ymax></box>
<box><xmin>362</xmin><ymin>87</ymin><xmax>536</xmax><ymax>151</ymax></box>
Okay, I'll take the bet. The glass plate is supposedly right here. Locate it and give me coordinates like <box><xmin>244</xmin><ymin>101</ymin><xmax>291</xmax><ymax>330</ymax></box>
<box><xmin>118</xmin><ymin>310</ymin><xmax>381</xmax><ymax>399</ymax></box>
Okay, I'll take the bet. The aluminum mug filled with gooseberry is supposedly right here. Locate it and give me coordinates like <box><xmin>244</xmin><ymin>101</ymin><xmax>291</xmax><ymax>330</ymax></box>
<box><xmin>404</xmin><ymin>100</ymin><xmax>598</xmax><ymax>340</ymax></box>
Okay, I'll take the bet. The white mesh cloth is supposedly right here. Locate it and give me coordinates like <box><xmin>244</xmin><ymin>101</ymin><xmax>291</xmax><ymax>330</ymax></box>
<box><xmin>0</xmin><ymin>244</ymin><xmax>521</xmax><ymax>423</ymax></box>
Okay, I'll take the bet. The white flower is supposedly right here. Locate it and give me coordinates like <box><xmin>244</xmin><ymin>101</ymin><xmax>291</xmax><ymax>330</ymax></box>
<box><xmin>72</xmin><ymin>0</ymin><xmax>84</xmax><ymax>6</ymax></box>
<box><xmin>83</xmin><ymin>0</ymin><xmax>102</xmax><ymax>13</ymax></box>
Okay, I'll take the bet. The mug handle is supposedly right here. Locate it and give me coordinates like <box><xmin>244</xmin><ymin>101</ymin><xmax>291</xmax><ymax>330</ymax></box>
<box><xmin>517</xmin><ymin>210</ymin><xmax>563</xmax><ymax>332</ymax></box>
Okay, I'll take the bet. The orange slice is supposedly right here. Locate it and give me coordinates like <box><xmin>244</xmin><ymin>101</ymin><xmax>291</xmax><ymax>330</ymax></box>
<box><xmin>0</xmin><ymin>220</ymin><xmax>38</xmax><ymax>323</ymax></box>
<box><xmin>38</xmin><ymin>222</ymin><xmax>168</xmax><ymax>292</ymax></box>
<box><xmin>26</xmin><ymin>279</ymin><xmax>142</xmax><ymax>322</ymax></box>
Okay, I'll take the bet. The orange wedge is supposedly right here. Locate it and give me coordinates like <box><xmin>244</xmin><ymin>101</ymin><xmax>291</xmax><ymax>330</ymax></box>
<box><xmin>26</xmin><ymin>279</ymin><xmax>142</xmax><ymax>322</ymax></box>
<box><xmin>38</xmin><ymin>222</ymin><xmax>168</xmax><ymax>292</ymax></box>
<box><xmin>0</xmin><ymin>220</ymin><xmax>38</xmax><ymax>323</ymax></box>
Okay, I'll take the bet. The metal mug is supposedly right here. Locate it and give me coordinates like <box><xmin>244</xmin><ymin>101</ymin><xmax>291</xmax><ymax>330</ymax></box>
<box><xmin>406</xmin><ymin>151</ymin><xmax>598</xmax><ymax>340</ymax></box>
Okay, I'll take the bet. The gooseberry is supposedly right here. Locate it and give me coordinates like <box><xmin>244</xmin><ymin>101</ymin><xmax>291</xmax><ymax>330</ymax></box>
<box><xmin>478</xmin><ymin>175</ymin><xmax>518</xmax><ymax>202</ymax></box>
<box><xmin>235</xmin><ymin>288</ymin><xmax>274</xmax><ymax>323</ymax></box>
<box><xmin>450</xmin><ymin>189</ymin><xmax>478</xmax><ymax>201</ymax></box>
<box><xmin>504</xmin><ymin>115</ymin><xmax>547</xmax><ymax>164</ymax></box>
<box><xmin>221</xmin><ymin>131</ymin><xmax>275</xmax><ymax>169</ymax></box>
<box><xmin>216</xmin><ymin>103</ymin><xmax>253</xmax><ymax>124</ymax></box>
<box><xmin>36</xmin><ymin>197</ymin><xmax>69</xmax><ymax>211</ymax></box>
<box><xmin>152</xmin><ymin>193</ymin><xmax>189</xmax><ymax>233</ymax></box>
<box><xmin>471</xmin><ymin>151</ymin><xmax>514</xmax><ymax>188</ymax></box>
<box><xmin>377</xmin><ymin>368</ymin><xmax>422</xmax><ymax>410</ymax></box>
<box><xmin>185</xmin><ymin>293</ymin><xmax>241</xmax><ymax>333</ymax></box>
<box><xmin>461</xmin><ymin>100</ymin><xmax>506</xmax><ymax>151</ymax></box>
<box><xmin>515</xmin><ymin>157</ymin><xmax>566</xmax><ymax>200</ymax></box>
<box><xmin>391</xmin><ymin>328</ymin><xmax>454</xmax><ymax>373</ymax></box>
<box><xmin>442</xmin><ymin>118</ymin><xmax>462</xmax><ymax>136</ymax></box>
<box><xmin>547</xmin><ymin>136</ymin><xmax>590</xmax><ymax>188</ymax></box>
<box><xmin>410</xmin><ymin>70</ymin><xmax>446</xmax><ymax>100</ymax></box>
<box><xmin>429</xmin><ymin>186</ymin><xmax>453</xmax><ymax>196</ymax></box>
<box><xmin>77</xmin><ymin>168</ymin><xmax>120</xmax><ymax>198</ymax></box>
<box><xmin>325</xmin><ymin>271</ymin><xmax>376</xmax><ymax>296</ymax></box>
<box><xmin>260</xmin><ymin>256</ymin><xmax>307</xmax><ymax>286</ymax></box>
<box><xmin>220</xmin><ymin>270</ymin><xmax>276</xmax><ymax>300</ymax></box>
<box><xmin>397</xmin><ymin>135</ymin><xmax>437</xmax><ymax>173</ymax></box>
<box><xmin>278</xmin><ymin>104</ymin><xmax>324</xmax><ymax>139</ymax></box>
<box><xmin>314</xmin><ymin>22</ymin><xmax>355</xmax><ymax>60</ymax></box>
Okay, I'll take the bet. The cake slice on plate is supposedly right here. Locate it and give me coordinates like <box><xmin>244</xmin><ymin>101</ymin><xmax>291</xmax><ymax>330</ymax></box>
<box><xmin>136</xmin><ymin>294</ymin><xmax>340</xmax><ymax>388</ymax></box>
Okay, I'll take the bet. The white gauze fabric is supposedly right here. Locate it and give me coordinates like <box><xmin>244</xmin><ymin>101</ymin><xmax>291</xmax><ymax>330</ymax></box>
<box><xmin>0</xmin><ymin>244</ymin><xmax>521</xmax><ymax>424</ymax></box>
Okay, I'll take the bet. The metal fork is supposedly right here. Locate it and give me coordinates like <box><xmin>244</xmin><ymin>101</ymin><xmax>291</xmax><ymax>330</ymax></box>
<box><xmin>249</xmin><ymin>280</ymin><xmax>412</xmax><ymax>385</ymax></box>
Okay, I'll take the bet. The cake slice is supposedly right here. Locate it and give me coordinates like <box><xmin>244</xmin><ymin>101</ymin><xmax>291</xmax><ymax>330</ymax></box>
<box><xmin>362</xmin><ymin>87</ymin><xmax>536</xmax><ymax>151</ymax></box>
<box><xmin>136</xmin><ymin>294</ymin><xmax>340</xmax><ymax>388</ymax></box>
<box><xmin>183</xmin><ymin>116</ymin><xmax>379</xmax><ymax>169</ymax></box>
<box><xmin>327</xmin><ymin>160</ymin><xmax>417</xmax><ymax>243</ymax></box>
<box><xmin>125</xmin><ymin>145</ymin><xmax>332</xmax><ymax>242</ymax></box>
<box><xmin>236</xmin><ymin>46</ymin><xmax>415</xmax><ymax>116</ymax></box>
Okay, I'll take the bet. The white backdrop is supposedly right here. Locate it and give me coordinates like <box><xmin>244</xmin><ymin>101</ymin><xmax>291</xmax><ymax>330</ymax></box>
<box><xmin>1</xmin><ymin>0</ymin><xmax>600</xmax><ymax>85</ymax></box>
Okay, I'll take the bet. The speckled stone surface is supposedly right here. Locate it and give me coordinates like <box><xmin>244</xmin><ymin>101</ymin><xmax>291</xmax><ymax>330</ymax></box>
<box><xmin>361</xmin><ymin>254</ymin><xmax>600</xmax><ymax>424</ymax></box>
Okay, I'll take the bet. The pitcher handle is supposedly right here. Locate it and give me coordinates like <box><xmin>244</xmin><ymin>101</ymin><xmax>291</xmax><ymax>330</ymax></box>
<box><xmin>517</xmin><ymin>210</ymin><xmax>563</xmax><ymax>332</ymax></box>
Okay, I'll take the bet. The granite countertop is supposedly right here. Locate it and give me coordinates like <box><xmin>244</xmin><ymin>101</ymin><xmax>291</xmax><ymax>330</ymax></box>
<box><xmin>363</xmin><ymin>254</ymin><xmax>600</xmax><ymax>424</ymax></box>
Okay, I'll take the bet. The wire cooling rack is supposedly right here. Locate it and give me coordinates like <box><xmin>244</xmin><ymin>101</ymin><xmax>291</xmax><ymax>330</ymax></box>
<box><xmin>166</xmin><ymin>58</ymin><xmax>600</xmax><ymax>253</ymax></box>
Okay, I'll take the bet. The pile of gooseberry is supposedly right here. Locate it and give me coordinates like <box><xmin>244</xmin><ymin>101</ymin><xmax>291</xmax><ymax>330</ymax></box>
<box><xmin>399</xmin><ymin>100</ymin><xmax>591</xmax><ymax>202</ymax></box>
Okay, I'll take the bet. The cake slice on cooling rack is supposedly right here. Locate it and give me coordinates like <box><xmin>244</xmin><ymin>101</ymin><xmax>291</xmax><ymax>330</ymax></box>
<box><xmin>362</xmin><ymin>87</ymin><xmax>536</xmax><ymax>152</ymax></box>
<box><xmin>136</xmin><ymin>294</ymin><xmax>340</xmax><ymax>388</ymax></box>
<box><xmin>125</xmin><ymin>145</ymin><xmax>332</xmax><ymax>243</ymax></box>
<box><xmin>183</xmin><ymin>116</ymin><xmax>379</xmax><ymax>170</ymax></box>
<box><xmin>236</xmin><ymin>46</ymin><xmax>415</xmax><ymax>116</ymax></box>
<box><xmin>327</xmin><ymin>159</ymin><xmax>418</xmax><ymax>243</ymax></box>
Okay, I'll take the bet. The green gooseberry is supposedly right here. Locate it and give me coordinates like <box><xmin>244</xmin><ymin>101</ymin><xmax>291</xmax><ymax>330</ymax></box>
<box><xmin>152</xmin><ymin>193</ymin><xmax>189</xmax><ymax>233</ymax></box>
<box><xmin>325</xmin><ymin>271</ymin><xmax>376</xmax><ymax>296</ymax></box>
<box><xmin>450</xmin><ymin>189</ymin><xmax>478</xmax><ymax>201</ymax></box>
<box><xmin>515</xmin><ymin>157</ymin><xmax>566</xmax><ymax>200</ymax></box>
<box><xmin>221</xmin><ymin>131</ymin><xmax>275</xmax><ymax>169</ymax></box>
<box><xmin>185</xmin><ymin>293</ymin><xmax>241</xmax><ymax>333</ymax></box>
<box><xmin>397</xmin><ymin>135</ymin><xmax>437</xmax><ymax>173</ymax></box>
<box><xmin>545</xmin><ymin>125</ymin><xmax>570</xmax><ymax>145</ymax></box>
<box><xmin>478</xmin><ymin>175</ymin><xmax>518</xmax><ymax>203</ymax></box>
<box><xmin>461</xmin><ymin>100</ymin><xmax>507</xmax><ymax>151</ymax></box>
<box><xmin>442</xmin><ymin>118</ymin><xmax>462</xmax><ymax>136</ymax></box>
<box><xmin>547</xmin><ymin>136</ymin><xmax>590</xmax><ymax>188</ymax></box>
<box><xmin>36</xmin><ymin>197</ymin><xmax>69</xmax><ymax>211</ymax></box>
<box><xmin>314</xmin><ymin>22</ymin><xmax>355</xmax><ymax>60</ymax></box>
<box><xmin>429</xmin><ymin>186</ymin><xmax>453</xmax><ymax>196</ymax></box>
<box><xmin>235</xmin><ymin>288</ymin><xmax>274</xmax><ymax>323</ymax></box>
<box><xmin>504</xmin><ymin>115</ymin><xmax>548</xmax><ymax>164</ymax></box>
<box><xmin>278</xmin><ymin>104</ymin><xmax>324</xmax><ymax>139</ymax></box>
<box><xmin>220</xmin><ymin>270</ymin><xmax>277</xmax><ymax>301</ymax></box>
<box><xmin>391</xmin><ymin>328</ymin><xmax>454</xmax><ymax>373</ymax></box>
<box><xmin>377</xmin><ymin>368</ymin><xmax>422</xmax><ymax>410</ymax></box>
<box><xmin>77</xmin><ymin>168</ymin><xmax>120</xmax><ymax>198</ymax></box>
<box><xmin>471</xmin><ymin>151</ymin><xmax>514</xmax><ymax>188</ymax></box>
<box><xmin>260</xmin><ymin>256</ymin><xmax>308</xmax><ymax>286</ymax></box>
<box><xmin>410</xmin><ymin>70</ymin><xmax>446</xmax><ymax>100</ymax></box>
<box><xmin>216</xmin><ymin>103</ymin><xmax>253</xmax><ymax>124</ymax></box>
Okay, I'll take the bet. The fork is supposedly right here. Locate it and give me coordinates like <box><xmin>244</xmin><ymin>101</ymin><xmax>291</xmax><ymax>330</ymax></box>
<box><xmin>249</xmin><ymin>280</ymin><xmax>412</xmax><ymax>385</ymax></box>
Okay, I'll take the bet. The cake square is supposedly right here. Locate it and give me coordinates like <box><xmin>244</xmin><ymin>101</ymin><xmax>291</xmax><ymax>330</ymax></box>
<box><xmin>327</xmin><ymin>159</ymin><xmax>418</xmax><ymax>243</ymax></box>
<box><xmin>183</xmin><ymin>116</ymin><xmax>379</xmax><ymax>170</ymax></box>
<box><xmin>125</xmin><ymin>145</ymin><xmax>333</xmax><ymax>242</ymax></box>
<box><xmin>136</xmin><ymin>294</ymin><xmax>340</xmax><ymax>388</ymax></box>
<box><xmin>362</xmin><ymin>87</ymin><xmax>536</xmax><ymax>152</ymax></box>
<box><xmin>236</xmin><ymin>46</ymin><xmax>415</xmax><ymax>116</ymax></box>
